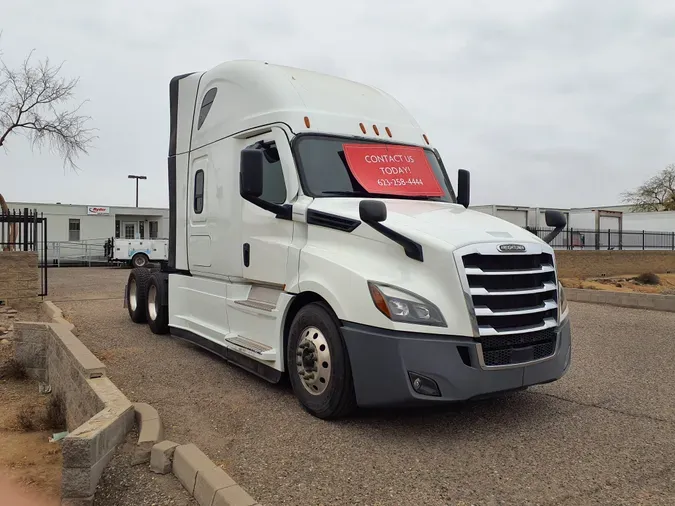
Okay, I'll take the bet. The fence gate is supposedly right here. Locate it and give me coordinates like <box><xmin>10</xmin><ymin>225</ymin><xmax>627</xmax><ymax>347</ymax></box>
<box><xmin>0</xmin><ymin>208</ymin><xmax>48</xmax><ymax>296</ymax></box>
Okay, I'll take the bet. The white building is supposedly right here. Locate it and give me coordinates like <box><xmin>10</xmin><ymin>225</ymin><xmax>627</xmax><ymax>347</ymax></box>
<box><xmin>7</xmin><ymin>201</ymin><xmax>169</xmax><ymax>242</ymax></box>
<box><xmin>5</xmin><ymin>201</ymin><xmax>169</xmax><ymax>265</ymax></box>
<box><xmin>471</xmin><ymin>203</ymin><xmax>675</xmax><ymax>250</ymax></box>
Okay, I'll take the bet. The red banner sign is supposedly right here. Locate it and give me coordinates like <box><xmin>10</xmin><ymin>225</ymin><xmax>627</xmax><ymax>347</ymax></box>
<box><xmin>342</xmin><ymin>144</ymin><xmax>444</xmax><ymax>196</ymax></box>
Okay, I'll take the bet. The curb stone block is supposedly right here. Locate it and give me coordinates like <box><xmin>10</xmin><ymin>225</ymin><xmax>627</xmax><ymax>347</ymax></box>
<box><xmin>151</xmin><ymin>440</ymin><xmax>180</xmax><ymax>474</ymax></box>
<box><xmin>213</xmin><ymin>485</ymin><xmax>258</xmax><ymax>506</ymax></box>
<box><xmin>195</xmin><ymin>466</ymin><xmax>237</xmax><ymax>506</ymax></box>
<box><xmin>173</xmin><ymin>444</ymin><xmax>217</xmax><ymax>495</ymax></box>
<box><xmin>133</xmin><ymin>402</ymin><xmax>165</xmax><ymax>465</ymax></box>
<box><xmin>61</xmin><ymin>496</ymin><xmax>94</xmax><ymax>506</ymax></box>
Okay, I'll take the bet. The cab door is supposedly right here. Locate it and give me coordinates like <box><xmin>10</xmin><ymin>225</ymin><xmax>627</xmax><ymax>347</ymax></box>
<box><xmin>239</xmin><ymin>127</ymin><xmax>297</xmax><ymax>286</ymax></box>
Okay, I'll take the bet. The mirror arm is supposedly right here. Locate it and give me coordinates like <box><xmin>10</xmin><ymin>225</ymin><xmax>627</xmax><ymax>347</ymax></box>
<box><xmin>542</xmin><ymin>226</ymin><xmax>564</xmax><ymax>244</ymax></box>
<box><xmin>241</xmin><ymin>194</ymin><xmax>292</xmax><ymax>220</ymax></box>
<box><xmin>362</xmin><ymin>219</ymin><xmax>424</xmax><ymax>262</ymax></box>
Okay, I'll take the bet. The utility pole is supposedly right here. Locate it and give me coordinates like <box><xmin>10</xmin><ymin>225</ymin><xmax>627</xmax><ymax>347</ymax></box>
<box><xmin>128</xmin><ymin>175</ymin><xmax>147</xmax><ymax>207</ymax></box>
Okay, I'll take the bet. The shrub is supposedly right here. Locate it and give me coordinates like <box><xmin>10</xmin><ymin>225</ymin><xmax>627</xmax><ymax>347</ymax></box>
<box><xmin>16</xmin><ymin>406</ymin><xmax>36</xmax><ymax>431</ymax></box>
<box><xmin>635</xmin><ymin>273</ymin><xmax>661</xmax><ymax>285</ymax></box>
<box><xmin>0</xmin><ymin>359</ymin><xmax>28</xmax><ymax>380</ymax></box>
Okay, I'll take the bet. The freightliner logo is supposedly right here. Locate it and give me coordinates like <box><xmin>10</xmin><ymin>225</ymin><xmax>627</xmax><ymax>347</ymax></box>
<box><xmin>497</xmin><ymin>244</ymin><xmax>526</xmax><ymax>253</ymax></box>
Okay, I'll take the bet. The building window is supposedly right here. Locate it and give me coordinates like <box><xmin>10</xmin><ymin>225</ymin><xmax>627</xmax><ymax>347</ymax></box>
<box><xmin>124</xmin><ymin>224</ymin><xmax>135</xmax><ymax>239</ymax></box>
<box><xmin>68</xmin><ymin>219</ymin><xmax>80</xmax><ymax>242</ymax></box>
<box><xmin>149</xmin><ymin>221</ymin><xmax>159</xmax><ymax>239</ymax></box>
<box><xmin>197</xmin><ymin>88</ymin><xmax>217</xmax><ymax>130</ymax></box>
<box><xmin>139</xmin><ymin>222</ymin><xmax>145</xmax><ymax>239</ymax></box>
<box><xmin>115</xmin><ymin>220</ymin><xmax>121</xmax><ymax>238</ymax></box>
<box><xmin>194</xmin><ymin>170</ymin><xmax>205</xmax><ymax>214</ymax></box>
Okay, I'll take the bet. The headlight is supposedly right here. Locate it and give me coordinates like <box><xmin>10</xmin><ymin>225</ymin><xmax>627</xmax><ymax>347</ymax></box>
<box><xmin>368</xmin><ymin>282</ymin><xmax>446</xmax><ymax>326</ymax></box>
<box><xmin>558</xmin><ymin>282</ymin><xmax>568</xmax><ymax>318</ymax></box>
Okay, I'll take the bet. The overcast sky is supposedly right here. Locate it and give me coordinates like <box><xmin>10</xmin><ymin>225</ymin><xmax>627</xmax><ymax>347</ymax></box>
<box><xmin>2</xmin><ymin>0</ymin><xmax>675</xmax><ymax>209</ymax></box>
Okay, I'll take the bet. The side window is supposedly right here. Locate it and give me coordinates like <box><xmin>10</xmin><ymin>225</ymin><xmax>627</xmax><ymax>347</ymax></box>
<box><xmin>197</xmin><ymin>88</ymin><xmax>217</xmax><ymax>130</ymax></box>
<box><xmin>256</xmin><ymin>142</ymin><xmax>287</xmax><ymax>205</ymax></box>
<box><xmin>194</xmin><ymin>170</ymin><xmax>205</xmax><ymax>213</ymax></box>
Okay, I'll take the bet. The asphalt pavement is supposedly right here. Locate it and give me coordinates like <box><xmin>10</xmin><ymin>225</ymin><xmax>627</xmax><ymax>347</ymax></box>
<box><xmin>48</xmin><ymin>267</ymin><xmax>675</xmax><ymax>506</ymax></box>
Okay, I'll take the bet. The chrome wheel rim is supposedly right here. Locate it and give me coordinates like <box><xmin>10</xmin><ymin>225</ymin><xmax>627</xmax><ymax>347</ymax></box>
<box><xmin>129</xmin><ymin>279</ymin><xmax>137</xmax><ymax>311</ymax></box>
<box><xmin>296</xmin><ymin>326</ymin><xmax>331</xmax><ymax>395</ymax></box>
<box><xmin>147</xmin><ymin>284</ymin><xmax>158</xmax><ymax>321</ymax></box>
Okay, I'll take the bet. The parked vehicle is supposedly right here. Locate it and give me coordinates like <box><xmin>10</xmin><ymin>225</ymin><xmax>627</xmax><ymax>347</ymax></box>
<box><xmin>107</xmin><ymin>237</ymin><xmax>168</xmax><ymax>268</ymax></box>
<box><xmin>124</xmin><ymin>60</ymin><xmax>572</xmax><ymax>419</ymax></box>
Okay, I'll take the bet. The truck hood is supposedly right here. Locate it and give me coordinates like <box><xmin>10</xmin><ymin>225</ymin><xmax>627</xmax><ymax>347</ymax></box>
<box><xmin>307</xmin><ymin>198</ymin><xmax>545</xmax><ymax>249</ymax></box>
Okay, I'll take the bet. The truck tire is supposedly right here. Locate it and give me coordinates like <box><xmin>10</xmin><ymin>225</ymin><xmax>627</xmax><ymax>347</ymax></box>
<box><xmin>146</xmin><ymin>273</ymin><xmax>169</xmax><ymax>335</ymax></box>
<box><xmin>132</xmin><ymin>253</ymin><xmax>149</xmax><ymax>268</ymax></box>
<box><xmin>286</xmin><ymin>302</ymin><xmax>357</xmax><ymax>419</ymax></box>
<box><xmin>126</xmin><ymin>268</ymin><xmax>151</xmax><ymax>323</ymax></box>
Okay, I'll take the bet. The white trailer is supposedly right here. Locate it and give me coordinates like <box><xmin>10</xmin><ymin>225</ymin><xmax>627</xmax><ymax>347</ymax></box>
<box><xmin>124</xmin><ymin>60</ymin><xmax>571</xmax><ymax>419</ymax></box>
<box><xmin>108</xmin><ymin>238</ymin><xmax>168</xmax><ymax>268</ymax></box>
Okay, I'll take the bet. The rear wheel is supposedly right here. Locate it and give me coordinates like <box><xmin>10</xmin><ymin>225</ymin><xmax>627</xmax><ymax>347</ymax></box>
<box><xmin>146</xmin><ymin>273</ymin><xmax>169</xmax><ymax>335</ymax></box>
<box><xmin>126</xmin><ymin>268</ymin><xmax>151</xmax><ymax>323</ymax></box>
<box><xmin>132</xmin><ymin>253</ymin><xmax>149</xmax><ymax>268</ymax></box>
<box><xmin>287</xmin><ymin>302</ymin><xmax>357</xmax><ymax>419</ymax></box>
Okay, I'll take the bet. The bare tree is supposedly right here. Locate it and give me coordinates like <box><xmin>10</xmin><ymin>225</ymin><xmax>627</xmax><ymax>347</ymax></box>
<box><xmin>0</xmin><ymin>42</ymin><xmax>95</xmax><ymax>249</ymax></box>
<box><xmin>620</xmin><ymin>165</ymin><xmax>675</xmax><ymax>212</ymax></box>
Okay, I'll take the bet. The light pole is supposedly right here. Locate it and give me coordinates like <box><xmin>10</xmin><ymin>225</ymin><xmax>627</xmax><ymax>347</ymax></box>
<box><xmin>128</xmin><ymin>175</ymin><xmax>147</xmax><ymax>207</ymax></box>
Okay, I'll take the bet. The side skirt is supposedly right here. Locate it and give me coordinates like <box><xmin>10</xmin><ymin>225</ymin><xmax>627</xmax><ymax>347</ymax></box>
<box><xmin>170</xmin><ymin>326</ymin><xmax>282</xmax><ymax>384</ymax></box>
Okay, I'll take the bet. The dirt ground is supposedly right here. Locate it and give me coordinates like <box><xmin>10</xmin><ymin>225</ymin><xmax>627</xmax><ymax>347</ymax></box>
<box><xmin>561</xmin><ymin>272</ymin><xmax>675</xmax><ymax>294</ymax></box>
<box><xmin>46</xmin><ymin>267</ymin><xmax>675</xmax><ymax>506</ymax></box>
<box><xmin>0</xmin><ymin>305</ymin><xmax>62</xmax><ymax>505</ymax></box>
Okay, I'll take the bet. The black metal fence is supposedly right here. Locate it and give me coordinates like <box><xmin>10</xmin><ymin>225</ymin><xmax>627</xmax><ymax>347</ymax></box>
<box><xmin>0</xmin><ymin>208</ymin><xmax>48</xmax><ymax>296</ymax></box>
<box><xmin>530</xmin><ymin>227</ymin><xmax>675</xmax><ymax>251</ymax></box>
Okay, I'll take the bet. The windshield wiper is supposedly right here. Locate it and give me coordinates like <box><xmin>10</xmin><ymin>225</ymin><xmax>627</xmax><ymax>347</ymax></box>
<box><xmin>320</xmin><ymin>191</ymin><xmax>439</xmax><ymax>201</ymax></box>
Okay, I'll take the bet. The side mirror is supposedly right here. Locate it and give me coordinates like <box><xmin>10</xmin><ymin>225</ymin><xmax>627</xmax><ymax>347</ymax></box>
<box><xmin>545</xmin><ymin>210</ymin><xmax>567</xmax><ymax>229</ymax></box>
<box><xmin>359</xmin><ymin>200</ymin><xmax>387</xmax><ymax>223</ymax></box>
<box><xmin>457</xmin><ymin>169</ymin><xmax>470</xmax><ymax>208</ymax></box>
<box><xmin>240</xmin><ymin>148</ymin><xmax>264</xmax><ymax>198</ymax></box>
<box><xmin>542</xmin><ymin>210</ymin><xmax>567</xmax><ymax>244</ymax></box>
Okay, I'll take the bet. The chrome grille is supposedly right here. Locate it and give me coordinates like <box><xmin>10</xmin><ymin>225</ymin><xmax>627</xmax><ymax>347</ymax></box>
<box><xmin>454</xmin><ymin>243</ymin><xmax>559</xmax><ymax>367</ymax></box>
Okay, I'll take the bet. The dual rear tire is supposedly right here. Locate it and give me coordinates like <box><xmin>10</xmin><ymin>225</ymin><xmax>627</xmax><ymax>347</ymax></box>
<box><xmin>126</xmin><ymin>268</ymin><xmax>169</xmax><ymax>334</ymax></box>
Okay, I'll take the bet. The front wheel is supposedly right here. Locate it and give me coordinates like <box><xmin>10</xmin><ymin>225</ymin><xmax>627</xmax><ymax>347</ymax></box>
<box><xmin>286</xmin><ymin>302</ymin><xmax>357</xmax><ymax>419</ymax></box>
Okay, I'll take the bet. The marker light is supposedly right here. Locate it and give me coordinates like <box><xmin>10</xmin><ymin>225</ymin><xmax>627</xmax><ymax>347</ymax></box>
<box><xmin>423</xmin><ymin>134</ymin><xmax>430</xmax><ymax>145</ymax></box>
<box><xmin>385</xmin><ymin>127</ymin><xmax>392</xmax><ymax>137</ymax></box>
<box><xmin>373</xmin><ymin>125</ymin><xmax>380</xmax><ymax>136</ymax></box>
<box><xmin>304</xmin><ymin>116</ymin><xmax>311</xmax><ymax>128</ymax></box>
<box><xmin>359</xmin><ymin>123</ymin><xmax>367</xmax><ymax>134</ymax></box>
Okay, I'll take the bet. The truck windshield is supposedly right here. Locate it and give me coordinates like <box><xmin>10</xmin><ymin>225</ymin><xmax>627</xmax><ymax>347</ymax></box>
<box><xmin>293</xmin><ymin>134</ymin><xmax>456</xmax><ymax>202</ymax></box>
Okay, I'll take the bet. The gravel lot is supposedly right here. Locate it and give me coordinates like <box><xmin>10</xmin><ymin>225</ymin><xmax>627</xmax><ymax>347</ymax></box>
<box><xmin>49</xmin><ymin>267</ymin><xmax>675</xmax><ymax>506</ymax></box>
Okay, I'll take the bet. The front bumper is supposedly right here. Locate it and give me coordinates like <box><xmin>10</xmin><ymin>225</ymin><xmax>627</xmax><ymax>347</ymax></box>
<box><xmin>341</xmin><ymin>317</ymin><xmax>572</xmax><ymax>408</ymax></box>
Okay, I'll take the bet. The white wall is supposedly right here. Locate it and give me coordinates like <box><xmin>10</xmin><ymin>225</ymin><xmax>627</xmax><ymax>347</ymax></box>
<box><xmin>623</xmin><ymin>211</ymin><xmax>675</xmax><ymax>232</ymax></box>
<box><xmin>568</xmin><ymin>210</ymin><xmax>596</xmax><ymax>229</ymax></box>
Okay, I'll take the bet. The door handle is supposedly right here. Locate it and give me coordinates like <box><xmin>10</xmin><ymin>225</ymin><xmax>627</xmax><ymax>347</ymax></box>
<box><xmin>243</xmin><ymin>243</ymin><xmax>250</xmax><ymax>267</ymax></box>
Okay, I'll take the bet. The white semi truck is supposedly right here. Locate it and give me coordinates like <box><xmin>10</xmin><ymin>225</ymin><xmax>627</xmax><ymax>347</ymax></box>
<box><xmin>124</xmin><ymin>60</ymin><xmax>571</xmax><ymax>419</ymax></box>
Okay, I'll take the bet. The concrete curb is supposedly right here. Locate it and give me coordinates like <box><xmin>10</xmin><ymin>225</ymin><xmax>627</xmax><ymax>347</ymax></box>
<box><xmin>566</xmin><ymin>288</ymin><xmax>675</xmax><ymax>312</ymax></box>
<box><xmin>43</xmin><ymin>300</ymin><xmax>75</xmax><ymax>331</ymax></box>
<box><xmin>132</xmin><ymin>402</ymin><xmax>165</xmax><ymax>465</ymax></box>
<box><xmin>151</xmin><ymin>441</ymin><xmax>261</xmax><ymax>506</ymax></box>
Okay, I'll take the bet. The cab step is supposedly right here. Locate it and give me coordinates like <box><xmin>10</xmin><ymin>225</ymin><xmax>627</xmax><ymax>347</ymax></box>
<box><xmin>226</xmin><ymin>336</ymin><xmax>276</xmax><ymax>361</ymax></box>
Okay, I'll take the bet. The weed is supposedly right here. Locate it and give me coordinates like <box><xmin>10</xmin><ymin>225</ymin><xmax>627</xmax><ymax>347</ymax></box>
<box><xmin>0</xmin><ymin>359</ymin><xmax>28</xmax><ymax>380</ymax></box>
<box><xmin>635</xmin><ymin>273</ymin><xmax>661</xmax><ymax>285</ymax></box>
<box><xmin>16</xmin><ymin>406</ymin><xmax>36</xmax><ymax>431</ymax></box>
<box><xmin>43</xmin><ymin>393</ymin><xmax>66</xmax><ymax>431</ymax></box>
